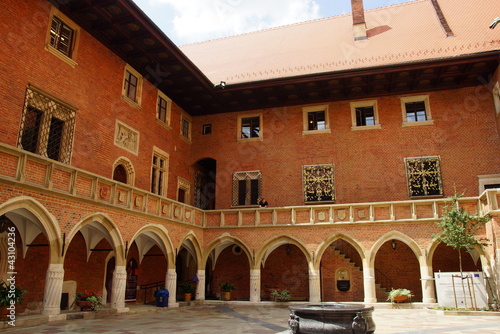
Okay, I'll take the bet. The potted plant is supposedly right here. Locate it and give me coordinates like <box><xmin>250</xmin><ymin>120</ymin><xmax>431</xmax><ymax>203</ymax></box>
<box><xmin>387</xmin><ymin>288</ymin><xmax>413</xmax><ymax>303</ymax></box>
<box><xmin>220</xmin><ymin>280</ymin><xmax>235</xmax><ymax>301</ymax></box>
<box><xmin>74</xmin><ymin>291</ymin><xmax>103</xmax><ymax>311</ymax></box>
<box><xmin>0</xmin><ymin>280</ymin><xmax>27</xmax><ymax>320</ymax></box>
<box><xmin>180</xmin><ymin>282</ymin><xmax>195</xmax><ymax>302</ymax></box>
<box><xmin>270</xmin><ymin>288</ymin><xmax>291</xmax><ymax>302</ymax></box>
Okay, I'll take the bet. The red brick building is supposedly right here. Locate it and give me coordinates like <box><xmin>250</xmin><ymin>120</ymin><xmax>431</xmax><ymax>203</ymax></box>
<box><xmin>0</xmin><ymin>0</ymin><xmax>499</xmax><ymax>320</ymax></box>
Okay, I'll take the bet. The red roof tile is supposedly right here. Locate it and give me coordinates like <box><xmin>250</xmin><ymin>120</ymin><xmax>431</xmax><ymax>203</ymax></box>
<box><xmin>180</xmin><ymin>0</ymin><xmax>500</xmax><ymax>85</ymax></box>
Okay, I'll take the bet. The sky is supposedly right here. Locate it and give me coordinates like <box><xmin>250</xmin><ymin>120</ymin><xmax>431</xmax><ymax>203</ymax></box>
<box><xmin>132</xmin><ymin>0</ymin><xmax>414</xmax><ymax>45</ymax></box>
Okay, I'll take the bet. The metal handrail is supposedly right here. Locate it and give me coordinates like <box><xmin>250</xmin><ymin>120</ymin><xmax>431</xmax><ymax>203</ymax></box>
<box><xmin>140</xmin><ymin>280</ymin><xmax>165</xmax><ymax>304</ymax></box>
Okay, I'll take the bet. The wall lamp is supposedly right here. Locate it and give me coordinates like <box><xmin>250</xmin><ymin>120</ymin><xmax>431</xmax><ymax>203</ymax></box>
<box><xmin>391</xmin><ymin>239</ymin><xmax>397</xmax><ymax>250</ymax></box>
<box><xmin>214</xmin><ymin>81</ymin><xmax>226</xmax><ymax>89</ymax></box>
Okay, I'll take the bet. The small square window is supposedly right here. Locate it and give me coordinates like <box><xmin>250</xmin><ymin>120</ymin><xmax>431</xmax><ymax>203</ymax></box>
<box><xmin>401</xmin><ymin>95</ymin><xmax>433</xmax><ymax>127</ymax></box>
<box><xmin>50</xmin><ymin>16</ymin><xmax>74</xmax><ymax>57</ymax></box>
<box><xmin>355</xmin><ymin>106</ymin><xmax>375</xmax><ymax>126</ymax></box>
<box><xmin>308</xmin><ymin>111</ymin><xmax>326</xmax><ymax>130</ymax></box>
<box><xmin>350</xmin><ymin>100</ymin><xmax>380</xmax><ymax>130</ymax></box>
<box><xmin>302</xmin><ymin>105</ymin><xmax>330</xmax><ymax>134</ymax></box>
<box><xmin>237</xmin><ymin>114</ymin><xmax>263</xmax><ymax>141</ymax></box>
<box><xmin>202</xmin><ymin>124</ymin><xmax>212</xmax><ymax>135</ymax></box>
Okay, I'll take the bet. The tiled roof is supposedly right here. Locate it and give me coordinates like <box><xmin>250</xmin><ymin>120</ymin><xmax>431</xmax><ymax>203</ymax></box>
<box><xmin>180</xmin><ymin>0</ymin><xmax>500</xmax><ymax>85</ymax></box>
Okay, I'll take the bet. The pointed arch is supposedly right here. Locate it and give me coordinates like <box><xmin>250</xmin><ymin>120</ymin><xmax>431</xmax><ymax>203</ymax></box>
<box><xmin>178</xmin><ymin>231</ymin><xmax>203</xmax><ymax>269</ymax></box>
<box><xmin>369</xmin><ymin>231</ymin><xmax>423</xmax><ymax>266</ymax></box>
<box><xmin>255</xmin><ymin>234</ymin><xmax>312</xmax><ymax>268</ymax></box>
<box><xmin>65</xmin><ymin>212</ymin><xmax>126</xmax><ymax>266</ymax></box>
<box><xmin>129</xmin><ymin>224</ymin><xmax>175</xmax><ymax>267</ymax></box>
<box><xmin>315</xmin><ymin>232</ymin><xmax>366</xmax><ymax>269</ymax></box>
<box><xmin>0</xmin><ymin>196</ymin><xmax>62</xmax><ymax>263</ymax></box>
<box><xmin>112</xmin><ymin>156</ymin><xmax>135</xmax><ymax>185</ymax></box>
<box><xmin>204</xmin><ymin>234</ymin><xmax>253</xmax><ymax>269</ymax></box>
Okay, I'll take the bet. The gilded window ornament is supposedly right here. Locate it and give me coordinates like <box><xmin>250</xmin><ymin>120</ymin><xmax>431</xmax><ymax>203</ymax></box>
<box><xmin>405</xmin><ymin>157</ymin><xmax>443</xmax><ymax>197</ymax></box>
<box><xmin>302</xmin><ymin>164</ymin><xmax>335</xmax><ymax>203</ymax></box>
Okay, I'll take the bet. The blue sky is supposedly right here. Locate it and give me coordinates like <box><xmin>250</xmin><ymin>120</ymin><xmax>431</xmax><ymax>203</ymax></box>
<box><xmin>133</xmin><ymin>0</ymin><xmax>414</xmax><ymax>45</ymax></box>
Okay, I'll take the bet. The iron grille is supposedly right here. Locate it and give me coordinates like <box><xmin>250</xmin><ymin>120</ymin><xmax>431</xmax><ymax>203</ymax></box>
<box><xmin>232</xmin><ymin>171</ymin><xmax>262</xmax><ymax>206</ymax></box>
<box><xmin>302</xmin><ymin>164</ymin><xmax>335</xmax><ymax>203</ymax></box>
<box><xmin>405</xmin><ymin>157</ymin><xmax>443</xmax><ymax>197</ymax></box>
<box><xmin>18</xmin><ymin>87</ymin><xmax>76</xmax><ymax>164</ymax></box>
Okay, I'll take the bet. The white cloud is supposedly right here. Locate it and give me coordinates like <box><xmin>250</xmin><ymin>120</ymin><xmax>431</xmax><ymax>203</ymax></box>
<box><xmin>148</xmin><ymin>0</ymin><xmax>320</xmax><ymax>44</ymax></box>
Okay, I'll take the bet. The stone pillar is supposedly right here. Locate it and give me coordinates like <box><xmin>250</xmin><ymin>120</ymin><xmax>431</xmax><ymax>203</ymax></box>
<box><xmin>249</xmin><ymin>269</ymin><xmax>261</xmax><ymax>302</ymax></box>
<box><xmin>41</xmin><ymin>263</ymin><xmax>64</xmax><ymax>316</ymax></box>
<box><xmin>420</xmin><ymin>259</ymin><xmax>437</xmax><ymax>304</ymax></box>
<box><xmin>309</xmin><ymin>267</ymin><xmax>321</xmax><ymax>303</ymax></box>
<box><xmin>110</xmin><ymin>265</ymin><xmax>129</xmax><ymax>313</ymax></box>
<box><xmin>363</xmin><ymin>265</ymin><xmax>377</xmax><ymax>303</ymax></box>
<box><xmin>195</xmin><ymin>270</ymin><xmax>205</xmax><ymax>301</ymax></box>
<box><xmin>166</xmin><ymin>268</ymin><xmax>178</xmax><ymax>307</ymax></box>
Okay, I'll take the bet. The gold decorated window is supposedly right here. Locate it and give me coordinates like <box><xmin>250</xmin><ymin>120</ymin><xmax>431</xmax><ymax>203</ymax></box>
<box><xmin>405</xmin><ymin>157</ymin><xmax>443</xmax><ymax>197</ymax></box>
<box><xmin>302</xmin><ymin>164</ymin><xmax>335</xmax><ymax>203</ymax></box>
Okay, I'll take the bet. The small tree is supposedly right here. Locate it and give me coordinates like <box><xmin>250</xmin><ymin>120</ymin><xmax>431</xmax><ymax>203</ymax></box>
<box><xmin>432</xmin><ymin>193</ymin><xmax>491</xmax><ymax>309</ymax></box>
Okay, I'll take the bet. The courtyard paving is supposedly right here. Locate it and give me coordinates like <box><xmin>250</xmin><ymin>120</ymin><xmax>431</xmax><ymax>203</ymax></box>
<box><xmin>2</xmin><ymin>303</ymin><xmax>500</xmax><ymax>333</ymax></box>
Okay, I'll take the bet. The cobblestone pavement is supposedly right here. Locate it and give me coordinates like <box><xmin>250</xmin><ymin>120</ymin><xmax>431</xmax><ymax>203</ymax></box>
<box><xmin>2</xmin><ymin>304</ymin><xmax>500</xmax><ymax>333</ymax></box>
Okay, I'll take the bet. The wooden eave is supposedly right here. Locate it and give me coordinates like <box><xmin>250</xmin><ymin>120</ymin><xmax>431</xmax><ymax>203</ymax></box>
<box><xmin>49</xmin><ymin>0</ymin><xmax>499</xmax><ymax>116</ymax></box>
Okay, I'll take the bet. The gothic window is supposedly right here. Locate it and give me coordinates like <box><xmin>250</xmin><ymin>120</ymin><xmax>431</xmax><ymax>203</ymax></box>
<box><xmin>18</xmin><ymin>85</ymin><xmax>76</xmax><ymax>164</ymax></box>
<box><xmin>302</xmin><ymin>164</ymin><xmax>335</xmax><ymax>203</ymax></box>
<box><xmin>405</xmin><ymin>157</ymin><xmax>443</xmax><ymax>197</ymax></box>
<box><xmin>232</xmin><ymin>171</ymin><xmax>262</xmax><ymax>206</ymax></box>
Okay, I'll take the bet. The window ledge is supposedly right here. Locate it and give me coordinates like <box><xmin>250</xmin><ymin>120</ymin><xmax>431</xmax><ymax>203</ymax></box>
<box><xmin>302</xmin><ymin>129</ymin><xmax>331</xmax><ymax>135</ymax></box>
<box><xmin>121</xmin><ymin>95</ymin><xmax>142</xmax><ymax>110</ymax></box>
<box><xmin>351</xmin><ymin>124</ymin><xmax>381</xmax><ymax>131</ymax></box>
<box><xmin>156</xmin><ymin>119</ymin><xmax>171</xmax><ymax>130</ymax></box>
<box><xmin>403</xmin><ymin>120</ymin><xmax>434</xmax><ymax>127</ymax></box>
<box><xmin>44</xmin><ymin>45</ymin><xmax>77</xmax><ymax>68</ymax></box>
<box><xmin>180</xmin><ymin>135</ymin><xmax>192</xmax><ymax>145</ymax></box>
<box><xmin>237</xmin><ymin>137</ymin><xmax>263</xmax><ymax>143</ymax></box>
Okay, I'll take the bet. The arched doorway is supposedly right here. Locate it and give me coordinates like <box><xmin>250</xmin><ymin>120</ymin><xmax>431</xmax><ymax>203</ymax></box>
<box><xmin>193</xmin><ymin>158</ymin><xmax>216</xmax><ymax>210</ymax></box>
<box><xmin>113</xmin><ymin>164</ymin><xmax>127</xmax><ymax>183</ymax></box>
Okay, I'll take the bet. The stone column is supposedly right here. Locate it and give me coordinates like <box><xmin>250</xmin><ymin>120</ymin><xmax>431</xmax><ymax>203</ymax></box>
<box><xmin>363</xmin><ymin>264</ymin><xmax>377</xmax><ymax>303</ymax></box>
<box><xmin>42</xmin><ymin>263</ymin><xmax>64</xmax><ymax>316</ymax></box>
<box><xmin>166</xmin><ymin>268</ymin><xmax>178</xmax><ymax>307</ymax></box>
<box><xmin>309</xmin><ymin>267</ymin><xmax>321</xmax><ymax>303</ymax></box>
<box><xmin>249</xmin><ymin>269</ymin><xmax>261</xmax><ymax>302</ymax></box>
<box><xmin>195</xmin><ymin>270</ymin><xmax>205</xmax><ymax>301</ymax></box>
<box><xmin>110</xmin><ymin>265</ymin><xmax>128</xmax><ymax>313</ymax></box>
<box><xmin>420</xmin><ymin>259</ymin><xmax>437</xmax><ymax>304</ymax></box>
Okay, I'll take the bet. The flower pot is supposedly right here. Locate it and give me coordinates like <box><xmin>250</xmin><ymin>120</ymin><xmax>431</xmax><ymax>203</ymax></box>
<box><xmin>223</xmin><ymin>291</ymin><xmax>231</xmax><ymax>301</ymax></box>
<box><xmin>393</xmin><ymin>295</ymin><xmax>408</xmax><ymax>303</ymax></box>
<box><xmin>76</xmin><ymin>300</ymin><xmax>93</xmax><ymax>311</ymax></box>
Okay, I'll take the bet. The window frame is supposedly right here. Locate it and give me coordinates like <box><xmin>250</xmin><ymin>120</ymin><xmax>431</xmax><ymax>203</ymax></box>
<box><xmin>177</xmin><ymin>177</ymin><xmax>191</xmax><ymax>204</ymax></box>
<box><xmin>18</xmin><ymin>84</ymin><xmax>77</xmax><ymax>164</ymax></box>
<box><xmin>350</xmin><ymin>100</ymin><xmax>381</xmax><ymax>130</ymax></box>
<box><xmin>232</xmin><ymin>171</ymin><xmax>262</xmax><ymax>207</ymax></box>
<box><xmin>156</xmin><ymin>90</ymin><xmax>172</xmax><ymax>128</ymax></box>
<box><xmin>302</xmin><ymin>105</ymin><xmax>331</xmax><ymax>135</ymax></box>
<box><xmin>493</xmin><ymin>82</ymin><xmax>500</xmax><ymax>117</ymax></box>
<box><xmin>401</xmin><ymin>95</ymin><xmax>433</xmax><ymax>127</ymax></box>
<box><xmin>122</xmin><ymin>65</ymin><xmax>143</xmax><ymax>109</ymax></box>
<box><xmin>151</xmin><ymin>148</ymin><xmax>169</xmax><ymax>197</ymax></box>
<box><xmin>237</xmin><ymin>113</ymin><xmax>263</xmax><ymax>142</ymax></box>
<box><xmin>202</xmin><ymin>124</ymin><xmax>212</xmax><ymax>135</ymax></box>
<box><xmin>45</xmin><ymin>8</ymin><xmax>80</xmax><ymax>67</ymax></box>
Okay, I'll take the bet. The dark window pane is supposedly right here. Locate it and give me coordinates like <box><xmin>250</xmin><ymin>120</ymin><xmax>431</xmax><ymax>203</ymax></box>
<box><xmin>238</xmin><ymin>180</ymin><xmax>247</xmax><ymax>205</ymax></box>
<box><xmin>250</xmin><ymin>179</ymin><xmax>259</xmax><ymax>204</ymax></box>
<box><xmin>308</xmin><ymin>111</ymin><xmax>326</xmax><ymax>130</ymax></box>
<box><xmin>113</xmin><ymin>165</ymin><xmax>127</xmax><ymax>183</ymax></box>
<box><xmin>21</xmin><ymin>107</ymin><xmax>42</xmax><ymax>153</ymax></box>
<box><xmin>241</xmin><ymin>117</ymin><xmax>259</xmax><ymax>138</ymax></box>
<box><xmin>356</xmin><ymin>107</ymin><xmax>375</xmax><ymax>126</ymax></box>
<box><xmin>47</xmin><ymin>117</ymin><xmax>64</xmax><ymax>160</ymax></box>
<box><xmin>405</xmin><ymin>101</ymin><xmax>427</xmax><ymax>122</ymax></box>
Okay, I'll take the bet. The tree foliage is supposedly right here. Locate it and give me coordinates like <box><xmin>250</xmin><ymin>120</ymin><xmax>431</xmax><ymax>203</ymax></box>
<box><xmin>433</xmin><ymin>193</ymin><xmax>490</xmax><ymax>271</ymax></box>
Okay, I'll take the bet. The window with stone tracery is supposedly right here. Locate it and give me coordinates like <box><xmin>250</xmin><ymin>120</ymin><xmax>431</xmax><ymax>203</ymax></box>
<box><xmin>302</xmin><ymin>164</ymin><xmax>335</xmax><ymax>203</ymax></box>
<box><xmin>405</xmin><ymin>156</ymin><xmax>443</xmax><ymax>197</ymax></box>
<box><xmin>232</xmin><ymin>171</ymin><xmax>261</xmax><ymax>206</ymax></box>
